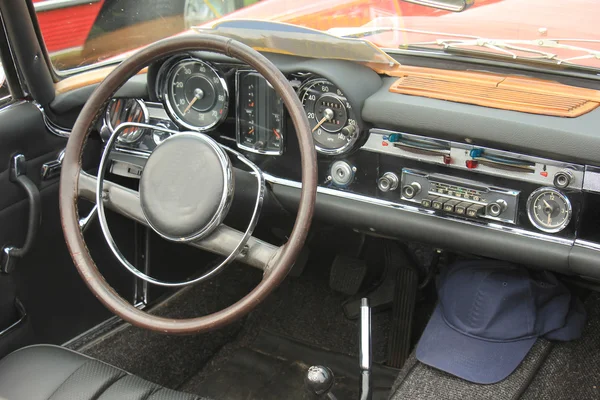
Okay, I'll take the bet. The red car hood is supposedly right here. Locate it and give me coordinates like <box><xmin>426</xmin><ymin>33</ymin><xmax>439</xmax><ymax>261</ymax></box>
<box><xmin>364</xmin><ymin>0</ymin><xmax>600</xmax><ymax>68</ymax></box>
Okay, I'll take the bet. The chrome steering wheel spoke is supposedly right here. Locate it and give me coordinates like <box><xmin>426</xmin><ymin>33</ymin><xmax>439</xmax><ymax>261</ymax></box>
<box><xmin>80</xmin><ymin>122</ymin><xmax>276</xmax><ymax>287</ymax></box>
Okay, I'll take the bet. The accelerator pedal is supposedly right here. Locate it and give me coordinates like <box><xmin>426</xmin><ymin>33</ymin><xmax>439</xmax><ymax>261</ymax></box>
<box><xmin>329</xmin><ymin>255</ymin><xmax>368</xmax><ymax>295</ymax></box>
<box><xmin>387</xmin><ymin>262</ymin><xmax>419</xmax><ymax>368</ymax></box>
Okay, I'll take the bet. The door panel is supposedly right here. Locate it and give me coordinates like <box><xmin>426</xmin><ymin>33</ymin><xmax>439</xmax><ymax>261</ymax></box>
<box><xmin>0</xmin><ymin>101</ymin><xmax>136</xmax><ymax>357</ymax></box>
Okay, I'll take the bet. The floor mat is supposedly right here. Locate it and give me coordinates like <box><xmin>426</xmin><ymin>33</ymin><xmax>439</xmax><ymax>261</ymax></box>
<box><xmin>521</xmin><ymin>292</ymin><xmax>600</xmax><ymax>400</ymax></box>
<box><xmin>388</xmin><ymin>339</ymin><xmax>553</xmax><ymax>400</ymax></box>
<box><xmin>180</xmin><ymin>330</ymin><xmax>398</xmax><ymax>400</ymax></box>
<box><xmin>76</xmin><ymin>264</ymin><xmax>262</xmax><ymax>389</ymax></box>
<box><xmin>247</xmin><ymin>257</ymin><xmax>392</xmax><ymax>364</ymax></box>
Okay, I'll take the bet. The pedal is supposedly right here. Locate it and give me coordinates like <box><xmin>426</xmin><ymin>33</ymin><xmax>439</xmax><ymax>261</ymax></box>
<box><xmin>329</xmin><ymin>255</ymin><xmax>367</xmax><ymax>295</ymax></box>
<box><xmin>387</xmin><ymin>265</ymin><xmax>418</xmax><ymax>368</ymax></box>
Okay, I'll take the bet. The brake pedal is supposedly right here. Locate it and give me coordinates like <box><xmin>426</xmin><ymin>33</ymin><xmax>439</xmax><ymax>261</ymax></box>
<box><xmin>329</xmin><ymin>255</ymin><xmax>367</xmax><ymax>295</ymax></box>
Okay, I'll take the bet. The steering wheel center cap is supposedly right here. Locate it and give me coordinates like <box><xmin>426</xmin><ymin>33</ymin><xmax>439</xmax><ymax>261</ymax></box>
<box><xmin>139</xmin><ymin>132</ymin><xmax>233</xmax><ymax>242</ymax></box>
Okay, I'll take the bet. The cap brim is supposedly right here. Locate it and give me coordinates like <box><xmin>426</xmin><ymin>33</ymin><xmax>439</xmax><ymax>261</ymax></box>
<box><xmin>416</xmin><ymin>305</ymin><xmax>537</xmax><ymax>384</ymax></box>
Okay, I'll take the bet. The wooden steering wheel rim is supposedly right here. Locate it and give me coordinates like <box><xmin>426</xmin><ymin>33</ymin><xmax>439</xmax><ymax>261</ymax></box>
<box><xmin>59</xmin><ymin>34</ymin><xmax>317</xmax><ymax>334</ymax></box>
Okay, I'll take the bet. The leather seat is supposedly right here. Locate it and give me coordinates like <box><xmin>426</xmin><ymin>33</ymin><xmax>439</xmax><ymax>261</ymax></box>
<box><xmin>0</xmin><ymin>345</ymin><xmax>210</xmax><ymax>400</ymax></box>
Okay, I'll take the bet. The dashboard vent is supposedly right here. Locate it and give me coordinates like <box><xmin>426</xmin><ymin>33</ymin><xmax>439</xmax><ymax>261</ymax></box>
<box><xmin>388</xmin><ymin>67</ymin><xmax>600</xmax><ymax>117</ymax></box>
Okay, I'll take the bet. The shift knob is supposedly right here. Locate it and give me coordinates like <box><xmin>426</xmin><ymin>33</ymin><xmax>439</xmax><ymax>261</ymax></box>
<box><xmin>305</xmin><ymin>366</ymin><xmax>334</xmax><ymax>396</ymax></box>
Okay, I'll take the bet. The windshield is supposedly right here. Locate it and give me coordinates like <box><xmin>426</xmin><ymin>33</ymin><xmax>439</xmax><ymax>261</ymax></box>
<box><xmin>35</xmin><ymin>0</ymin><xmax>600</xmax><ymax>73</ymax></box>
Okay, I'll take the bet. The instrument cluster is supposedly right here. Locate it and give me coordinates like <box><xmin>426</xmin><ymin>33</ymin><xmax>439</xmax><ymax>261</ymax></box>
<box><xmin>150</xmin><ymin>57</ymin><xmax>362</xmax><ymax>156</ymax></box>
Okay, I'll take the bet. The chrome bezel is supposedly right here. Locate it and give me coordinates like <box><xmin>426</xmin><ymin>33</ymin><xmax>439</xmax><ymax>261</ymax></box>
<box><xmin>161</xmin><ymin>57</ymin><xmax>229</xmax><ymax>132</ymax></box>
<box><xmin>105</xmin><ymin>99</ymin><xmax>150</xmax><ymax>143</ymax></box>
<box><xmin>139</xmin><ymin>132</ymin><xmax>234</xmax><ymax>243</ymax></box>
<box><xmin>298</xmin><ymin>77</ymin><xmax>360</xmax><ymax>156</ymax></box>
<box><xmin>526</xmin><ymin>187</ymin><xmax>573</xmax><ymax>233</ymax></box>
<box><xmin>235</xmin><ymin>69</ymin><xmax>285</xmax><ymax>156</ymax></box>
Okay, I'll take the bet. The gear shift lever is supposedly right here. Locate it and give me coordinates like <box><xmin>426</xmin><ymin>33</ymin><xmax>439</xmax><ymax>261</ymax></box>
<box><xmin>305</xmin><ymin>366</ymin><xmax>338</xmax><ymax>399</ymax></box>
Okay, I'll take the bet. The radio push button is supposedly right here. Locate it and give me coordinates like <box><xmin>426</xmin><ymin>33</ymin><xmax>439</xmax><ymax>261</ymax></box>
<box><xmin>421</xmin><ymin>195</ymin><xmax>438</xmax><ymax>208</ymax></box>
<box><xmin>466</xmin><ymin>204</ymin><xmax>485</xmax><ymax>218</ymax></box>
<box><xmin>454</xmin><ymin>202</ymin><xmax>472</xmax><ymax>215</ymax></box>
<box><xmin>432</xmin><ymin>198</ymin><xmax>447</xmax><ymax>210</ymax></box>
<box><xmin>443</xmin><ymin>200</ymin><xmax>461</xmax><ymax>213</ymax></box>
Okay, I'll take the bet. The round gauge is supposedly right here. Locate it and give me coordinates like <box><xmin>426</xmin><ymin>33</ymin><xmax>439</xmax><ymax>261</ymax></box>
<box><xmin>527</xmin><ymin>187</ymin><xmax>572</xmax><ymax>233</ymax></box>
<box><xmin>299</xmin><ymin>78</ymin><xmax>359</xmax><ymax>155</ymax></box>
<box><xmin>105</xmin><ymin>98</ymin><xmax>149</xmax><ymax>143</ymax></box>
<box><xmin>163</xmin><ymin>59</ymin><xmax>228</xmax><ymax>131</ymax></box>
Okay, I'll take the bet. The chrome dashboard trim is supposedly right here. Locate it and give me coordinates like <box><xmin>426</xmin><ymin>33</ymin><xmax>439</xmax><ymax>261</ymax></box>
<box><xmin>363</xmin><ymin>129</ymin><xmax>584</xmax><ymax>190</ymax></box>
<box><xmin>34</xmin><ymin>102</ymin><xmax>71</xmax><ymax>137</ymax></box>
<box><xmin>574</xmin><ymin>239</ymin><xmax>600</xmax><ymax>251</ymax></box>
<box><xmin>263</xmin><ymin>173</ymin><xmax>575</xmax><ymax>247</ymax></box>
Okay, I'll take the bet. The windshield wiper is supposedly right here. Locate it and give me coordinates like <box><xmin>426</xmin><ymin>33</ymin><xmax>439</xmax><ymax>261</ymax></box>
<box><xmin>331</xmin><ymin>26</ymin><xmax>600</xmax><ymax>67</ymax></box>
<box><xmin>410</xmin><ymin>38</ymin><xmax>600</xmax><ymax>65</ymax></box>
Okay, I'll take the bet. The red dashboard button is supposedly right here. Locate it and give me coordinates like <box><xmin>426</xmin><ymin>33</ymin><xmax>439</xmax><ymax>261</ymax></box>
<box><xmin>465</xmin><ymin>160</ymin><xmax>478</xmax><ymax>169</ymax></box>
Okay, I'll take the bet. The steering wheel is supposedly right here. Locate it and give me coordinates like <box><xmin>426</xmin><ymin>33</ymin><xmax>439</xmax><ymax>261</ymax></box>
<box><xmin>59</xmin><ymin>35</ymin><xmax>317</xmax><ymax>334</ymax></box>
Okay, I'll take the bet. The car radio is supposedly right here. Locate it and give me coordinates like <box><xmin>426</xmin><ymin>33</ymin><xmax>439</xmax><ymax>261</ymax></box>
<box><xmin>379</xmin><ymin>169</ymin><xmax>520</xmax><ymax>224</ymax></box>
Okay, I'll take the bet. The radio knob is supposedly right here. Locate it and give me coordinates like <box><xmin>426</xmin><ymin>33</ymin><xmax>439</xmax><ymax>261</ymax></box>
<box><xmin>487</xmin><ymin>199</ymin><xmax>508</xmax><ymax>217</ymax></box>
<box><xmin>377</xmin><ymin>172</ymin><xmax>399</xmax><ymax>192</ymax></box>
<box><xmin>554</xmin><ymin>169</ymin><xmax>574</xmax><ymax>189</ymax></box>
<box><xmin>402</xmin><ymin>182</ymin><xmax>422</xmax><ymax>199</ymax></box>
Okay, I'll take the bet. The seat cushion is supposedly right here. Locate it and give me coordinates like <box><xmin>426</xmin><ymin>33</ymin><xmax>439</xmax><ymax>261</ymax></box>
<box><xmin>0</xmin><ymin>345</ymin><xmax>209</xmax><ymax>400</ymax></box>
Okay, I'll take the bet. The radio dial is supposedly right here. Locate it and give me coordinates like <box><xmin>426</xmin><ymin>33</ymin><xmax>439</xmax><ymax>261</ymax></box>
<box><xmin>487</xmin><ymin>200</ymin><xmax>508</xmax><ymax>217</ymax></box>
<box><xmin>402</xmin><ymin>182</ymin><xmax>422</xmax><ymax>199</ymax></box>
<box><xmin>378</xmin><ymin>172</ymin><xmax>399</xmax><ymax>192</ymax></box>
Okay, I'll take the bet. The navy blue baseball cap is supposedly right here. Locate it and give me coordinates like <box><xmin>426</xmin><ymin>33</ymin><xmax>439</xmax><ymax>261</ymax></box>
<box><xmin>416</xmin><ymin>260</ymin><xmax>585</xmax><ymax>384</ymax></box>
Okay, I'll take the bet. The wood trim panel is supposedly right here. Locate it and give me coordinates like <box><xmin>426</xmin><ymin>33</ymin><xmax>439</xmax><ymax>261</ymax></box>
<box><xmin>380</xmin><ymin>65</ymin><xmax>600</xmax><ymax>117</ymax></box>
<box><xmin>55</xmin><ymin>66</ymin><xmax>148</xmax><ymax>94</ymax></box>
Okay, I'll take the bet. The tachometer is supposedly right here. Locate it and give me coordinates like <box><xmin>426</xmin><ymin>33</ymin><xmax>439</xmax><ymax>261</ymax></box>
<box><xmin>299</xmin><ymin>78</ymin><xmax>358</xmax><ymax>155</ymax></box>
<box><xmin>527</xmin><ymin>187</ymin><xmax>572</xmax><ymax>233</ymax></box>
<box><xmin>163</xmin><ymin>59</ymin><xmax>228</xmax><ymax>131</ymax></box>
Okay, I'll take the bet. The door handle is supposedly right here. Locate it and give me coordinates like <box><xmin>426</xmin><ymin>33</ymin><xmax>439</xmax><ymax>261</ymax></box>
<box><xmin>41</xmin><ymin>149</ymin><xmax>65</xmax><ymax>181</ymax></box>
<box><xmin>1</xmin><ymin>155</ymin><xmax>41</xmax><ymax>274</ymax></box>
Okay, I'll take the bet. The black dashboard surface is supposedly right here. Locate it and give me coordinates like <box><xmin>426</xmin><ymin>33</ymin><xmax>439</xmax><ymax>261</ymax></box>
<box><xmin>51</xmin><ymin>51</ymin><xmax>600</xmax><ymax>280</ymax></box>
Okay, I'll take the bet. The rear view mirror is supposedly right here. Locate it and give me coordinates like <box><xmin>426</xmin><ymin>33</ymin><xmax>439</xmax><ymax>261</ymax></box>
<box><xmin>401</xmin><ymin>0</ymin><xmax>474</xmax><ymax>12</ymax></box>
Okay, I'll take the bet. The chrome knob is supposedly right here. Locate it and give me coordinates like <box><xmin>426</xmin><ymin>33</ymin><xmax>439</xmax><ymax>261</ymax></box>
<box><xmin>330</xmin><ymin>161</ymin><xmax>354</xmax><ymax>187</ymax></box>
<box><xmin>487</xmin><ymin>199</ymin><xmax>508</xmax><ymax>217</ymax></box>
<box><xmin>305</xmin><ymin>366</ymin><xmax>334</xmax><ymax>396</ymax></box>
<box><xmin>377</xmin><ymin>172</ymin><xmax>399</xmax><ymax>192</ymax></box>
<box><xmin>402</xmin><ymin>182</ymin><xmax>422</xmax><ymax>199</ymax></box>
<box><xmin>554</xmin><ymin>169</ymin><xmax>574</xmax><ymax>189</ymax></box>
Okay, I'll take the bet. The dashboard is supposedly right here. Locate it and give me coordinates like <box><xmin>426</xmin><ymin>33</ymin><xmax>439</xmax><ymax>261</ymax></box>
<box><xmin>89</xmin><ymin>51</ymin><xmax>600</xmax><ymax>281</ymax></box>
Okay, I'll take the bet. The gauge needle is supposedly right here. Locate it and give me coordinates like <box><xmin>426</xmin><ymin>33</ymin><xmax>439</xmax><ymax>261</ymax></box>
<box><xmin>548</xmin><ymin>212</ymin><xmax>552</xmax><ymax>226</ymax></box>
<box><xmin>311</xmin><ymin>108</ymin><xmax>334</xmax><ymax>133</ymax></box>
<box><xmin>183</xmin><ymin>96</ymin><xmax>199</xmax><ymax>115</ymax></box>
<box><xmin>272</xmin><ymin>129</ymin><xmax>281</xmax><ymax>139</ymax></box>
<box><xmin>543</xmin><ymin>199</ymin><xmax>553</xmax><ymax>209</ymax></box>
<box><xmin>183</xmin><ymin>88</ymin><xmax>205</xmax><ymax>114</ymax></box>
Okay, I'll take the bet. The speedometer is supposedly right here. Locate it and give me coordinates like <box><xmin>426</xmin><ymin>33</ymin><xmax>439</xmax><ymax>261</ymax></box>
<box><xmin>299</xmin><ymin>78</ymin><xmax>359</xmax><ymax>155</ymax></box>
<box><xmin>163</xmin><ymin>59</ymin><xmax>228</xmax><ymax>131</ymax></box>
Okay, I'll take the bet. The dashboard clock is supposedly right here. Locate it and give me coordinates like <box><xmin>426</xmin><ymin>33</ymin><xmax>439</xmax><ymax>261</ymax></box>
<box><xmin>526</xmin><ymin>187</ymin><xmax>572</xmax><ymax>233</ymax></box>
